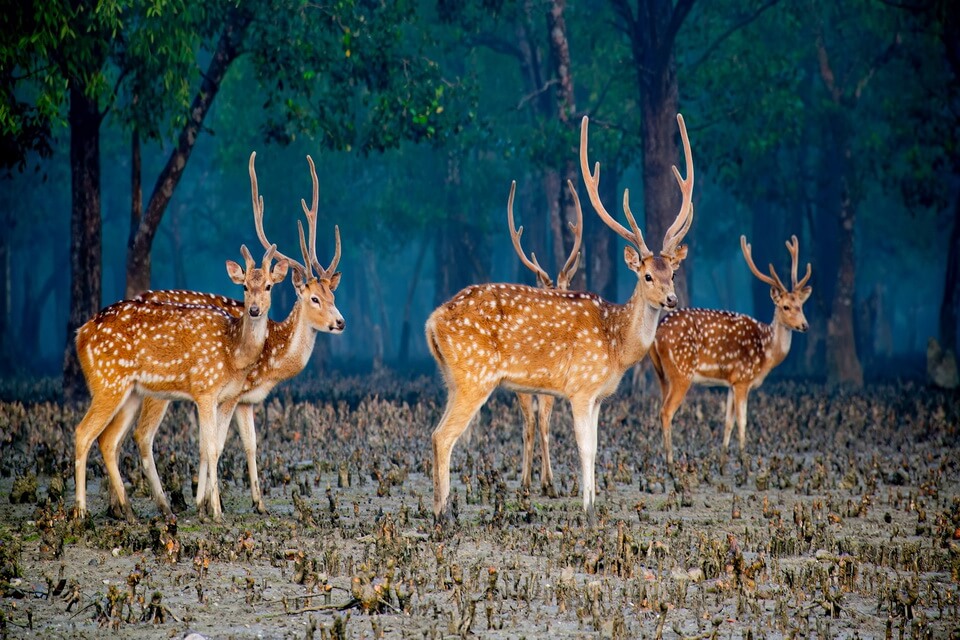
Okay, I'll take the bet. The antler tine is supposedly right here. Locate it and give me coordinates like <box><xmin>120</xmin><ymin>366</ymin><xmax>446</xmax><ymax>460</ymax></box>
<box><xmin>240</xmin><ymin>244</ymin><xmax>255</xmax><ymax>272</ymax></box>
<box><xmin>507</xmin><ymin>180</ymin><xmax>554</xmax><ymax>288</ymax></box>
<box><xmin>260</xmin><ymin>243</ymin><xmax>278</xmax><ymax>271</ymax></box>
<box><xmin>300</xmin><ymin>155</ymin><xmax>321</xmax><ymax>273</ymax></box>
<box><xmin>297</xmin><ymin>220</ymin><xmax>316</xmax><ymax>279</ymax></box>
<box><xmin>661</xmin><ymin>113</ymin><xmax>695</xmax><ymax>258</ymax></box>
<box><xmin>580</xmin><ymin>116</ymin><xmax>653</xmax><ymax>258</ymax></box>
<box><xmin>740</xmin><ymin>235</ymin><xmax>781</xmax><ymax>290</ymax></box>
<box><xmin>319</xmin><ymin>225</ymin><xmax>342</xmax><ymax>278</ymax></box>
<box><xmin>249</xmin><ymin>151</ymin><xmax>306</xmax><ymax>275</ymax></box>
<box><xmin>785</xmin><ymin>235</ymin><xmax>812</xmax><ymax>289</ymax></box>
<box><xmin>557</xmin><ymin>179</ymin><xmax>583</xmax><ymax>289</ymax></box>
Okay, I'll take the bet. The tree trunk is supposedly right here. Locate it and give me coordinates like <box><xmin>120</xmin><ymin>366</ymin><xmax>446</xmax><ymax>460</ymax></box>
<box><xmin>544</xmin><ymin>0</ymin><xmax>584</xmax><ymax>290</ymax></box>
<box><xmin>62</xmin><ymin>85</ymin><xmax>104</xmax><ymax>403</ymax></box>
<box><xmin>0</xmin><ymin>207</ymin><xmax>10</xmax><ymax>372</ymax></box>
<box><xmin>125</xmin><ymin>8</ymin><xmax>250</xmax><ymax>298</ymax></box>
<box><xmin>586</xmin><ymin>159</ymin><xmax>619</xmax><ymax>300</ymax></box>
<box><xmin>616</xmin><ymin>0</ymin><xmax>696</xmax><ymax>305</ymax></box>
<box><xmin>939</xmin><ymin>192</ymin><xmax>960</xmax><ymax>352</ymax></box>
<box><xmin>399</xmin><ymin>235</ymin><xmax>429</xmax><ymax>366</ymax></box>
<box><xmin>826</xmin><ymin>163</ymin><xmax>864</xmax><ymax>387</ymax></box>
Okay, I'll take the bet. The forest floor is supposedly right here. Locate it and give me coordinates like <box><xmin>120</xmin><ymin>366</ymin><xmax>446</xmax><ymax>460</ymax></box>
<box><xmin>0</xmin><ymin>373</ymin><xmax>958</xmax><ymax>639</ymax></box>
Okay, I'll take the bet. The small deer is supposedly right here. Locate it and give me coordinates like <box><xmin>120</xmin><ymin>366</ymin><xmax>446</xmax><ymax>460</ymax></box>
<box><xmin>506</xmin><ymin>180</ymin><xmax>582</xmax><ymax>498</ymax></box>
<box><xmin>96</xmin><ymin>153</ymin><xmax>344</xmax><ymax>518</ymax></box>
<box><xmin>649</xmin><ymin>235</ymin><xmax>812</xmax><ymax>466</ymax></box>
<box><xmin>74</xmin><ymin>241</ymin><xmax>288</xmax><ymax>522</ymax></box>
<box><xmin>425</xmin><ymin>114</ymin><xmax>694</xmax><ymax>523</ymax></box>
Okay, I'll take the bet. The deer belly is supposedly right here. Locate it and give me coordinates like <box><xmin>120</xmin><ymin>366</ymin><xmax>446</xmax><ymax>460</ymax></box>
<box><xmin>134</xmin><ymin>381</ymin><xmax>195</xmax><ymax>401</ymax></box>
<box><xmin>691</xmin><ymin>372</ymin><xmax>731</xmax><ymax>388</ymax></box>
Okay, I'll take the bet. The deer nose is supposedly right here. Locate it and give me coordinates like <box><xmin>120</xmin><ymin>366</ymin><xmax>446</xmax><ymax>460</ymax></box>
<box><xmin>334</xmin><ymin>318</ymin><xmax>345</xmax><ymax>331</ymax></box>
<box><xmin>664</xmin><ymin>294</ymin><xmax>678</xmax><ymax>309</ymax></box>
<box><xmin>799</xmin><ymin>321</ymin><xmax>809</xmax><ymax>332</ymax></box>
<box><xmin>249</xmin><ymin>305</ymin><xmax>261</xmax><ymax>318</ymax></box>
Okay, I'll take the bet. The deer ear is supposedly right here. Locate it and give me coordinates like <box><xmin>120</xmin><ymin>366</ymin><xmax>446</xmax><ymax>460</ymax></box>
<box><xmin>326</xmin><ymin>272</ymin><xmax>342</xmax><ymax>291</ymax></box>
<box><xmin>226</xmin><ymin>260</ymin><xmax>245</xmax><ymax>285</ymax></box>
<box><xmin>769</xmin><ymin>287</ymin><xmax>783</xmax><ymax>303</ymax></box>
<box><xmin>272</xmin><ymin>259</ymin><xmax>289</xmax><ymax>283</ymax></box>
<box><xmin>291</xmin><ymin>268</ymin><xmax>306</xmax><ymax>292</ymax></box>
<box><xmin>667</xmin><ymin>245</ymin><xmax>688</xmax><ymax>269</ymax></box>
<box><xmin>623</xmin><ymin>246</ymin><xmax>641</xmax><ymax>272</ymax></box>
<box><xmin>797</xmin><ymin>286</ymin><xmax>812</xmax><ymax>303</ymax></box>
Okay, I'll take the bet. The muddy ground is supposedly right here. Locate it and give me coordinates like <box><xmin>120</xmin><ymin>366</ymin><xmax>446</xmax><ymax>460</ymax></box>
<box><xmin>0</xmin><ymin>373</ymin><xmax>958</xmax><ymax>639</ymax></box>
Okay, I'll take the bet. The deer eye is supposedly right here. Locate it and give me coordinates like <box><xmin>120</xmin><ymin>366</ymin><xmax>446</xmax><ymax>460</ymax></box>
<box><xmin>311</xmin><ymin>296</ymin><xmax>320</xmax><ymax>304</ymax></box>
<box><xmin>782</xmin><ymin>305</ymin><xmax>789</xmax><ymax>311</ymax></box>
<box><xmin>265</xmin><ymin>284</ymin><xmax>272</xmax><ymax>291</ymax></box>
<box><xmin>644</xmin><ymin>274</ymin><xmax>653</xmax><ymax>282</ymax></box>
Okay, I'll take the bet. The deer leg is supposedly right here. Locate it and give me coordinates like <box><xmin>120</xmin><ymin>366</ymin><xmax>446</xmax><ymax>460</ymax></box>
<box><xmin>97</xmin><ymin>394</ymin><xmax>143</xmax><ymax>523</ymax></box>
<box><xmin>659</xmin><ymin>377</ymin><xmax>692</xmax><ymax>468</ymax></box>
<box><xmin>432</xmin><ymin>386</ymin><xmax>492</xmax><ymax>520</ymax></box>
<box><xmin>538</xmin><ymin>394</ymin><xmax>557</xmax><ymax>498</ymax></box>
<box><xmin>517</xmin><ymin>393</ymin><xmax>536</xmax><ymax>490</ymax></box>
<box><xmin>194</xmin><ymin>399</ymin><xmax>221</xmax><ymax>521</ymax></box>
<box><xmin>133</xmin><ymin>398</ymin><xmax>174</xmax><ymax>518</ymax></box>
<box><xmin>734</xmin><ymin>386</ymin><xmax>750</xmax><ymax>461</ymax></box>
<box><xmin>74</xmin><ymin>387</ymin><xmax>132</xmax><ymax>519</ymax></box>
<box><xmin>722</xmin><ymin>389</ymin><xmax>736</xmax><ymax>449</ymax></box>
<box><xmin>571</xmin><ymin>397</ymin><xmax>599</xmax><ymax>524</ymax></box>
<box><xmin>233</xmin><ymin>404</ymin><xmax>266</xmax><ymax>514</ymax></box>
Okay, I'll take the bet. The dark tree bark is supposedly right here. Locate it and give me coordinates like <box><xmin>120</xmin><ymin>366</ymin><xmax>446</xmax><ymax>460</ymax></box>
<box><xmin>62</xmin><ymin>84</ymin><xmax>105</xmax><ymax>402</ymax></box>
<box><xmin>399</xmin><ymin>235</ymin><xmax>429</xmax><ymax>366</ymax></box>
<box><xmin>0</xmin><ymin>206</ymin><xmax>10</xmax><ymax>372</ymax></box>
<box><xmin>940</xmin><ymin>195</ymin><xmax>960</xmax><ymax>352</ymax></box>
<box><xmin>125</xmin><ymin>8</ymin><xmax>250</xmax><ymax>298</ymax></box>
<box><xmin>544</xmin><ymin>0</ymin><xmax>584</xmax><ymax>289</ymax></box>
<box><xmin>825</xmin><ymin>163</ymin><xmax>863</xmax><ymax>387</ymax></box>
<box><xmin>612</xmin><ymin>0</ymin><xmax>696</xmax><ymax>305</ymax></box>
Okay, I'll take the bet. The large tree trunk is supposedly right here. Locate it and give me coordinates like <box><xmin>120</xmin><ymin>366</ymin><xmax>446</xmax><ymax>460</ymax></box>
<box><xmin>545</xmin><ymin>0</ymin><xmax>584</xmax><ymax>290</ymax></box>
<box><xmin>586</xmin><ymin>159</ymin><xmax>619</xmax><ymax>300</ymax></box>
<box><xmin>825</xmin><ymin>160</ymin><xmax>863</xmax><ymax>387</ymax></box>
<box><xmin>62</xmin><ymin>85</ymin><xmax>104</xmax><ymax>403</ymax></box>
<box><xmin>0</xmin><ymin>206</ymin><xmax>10</xmax><ymax>372</ymax></box>
<box><xmin>125</xmin><ymin>8</ymin><xmax>250</xmax><ymax>298</ymax></box>
<box><xmin>939</xmin><ymin>183</ymin><xmax>960</xmax><ymax>352</ymax></box>
<box><xmin>616</xmin><ymin>0</ymin><xmax>696</xmax><ymax>305</ymax></box>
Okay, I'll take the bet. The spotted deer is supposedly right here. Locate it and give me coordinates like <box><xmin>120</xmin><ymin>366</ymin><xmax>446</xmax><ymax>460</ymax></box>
<box><xmin>649</xmin><ymin>235</ymin><xmax>812</xmax><ymax>466</ymax></box>
<box><xmin>96</xmin><ymin>153</ymin><xmax>344</xmax><ymax>519</ymax></box>
<box><xmin>506</xmin><ymin>180</ymin><xmax>582</xmax><ymax>498</ymax></box>
<box><xmin>74</xmin><ymin>241</ymin><xmax>288</xmax><ymax>522</ymax></box>
<box><xmin>425</xmin><ymin>114</ymin><xmax>694</xmax><ymax>522</ymax></box>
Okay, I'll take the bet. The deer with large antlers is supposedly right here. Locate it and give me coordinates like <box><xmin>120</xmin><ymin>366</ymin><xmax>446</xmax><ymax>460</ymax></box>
<box><xmin>649</xmin><ymin>235</ymin><xmax>812</xmax><ymax>466</ymax></box>
<box><xmin>74</xmin><ymin>238</ymin><xmax>288</xmax><ymax>521</ymax></box>
<box><xmin>95</xmin><ymin>153</ymin><xmax>344</xmax><ymax>519</ymax></box>
<box><xmin>425</xmin><ymin>114</ymin><xmax>694</xmax><ymax>522</ymax></box>
<box><xmin>506</xmin><ymin>180</ymin><xmax>581</xmax><ymax>498</ymax></box>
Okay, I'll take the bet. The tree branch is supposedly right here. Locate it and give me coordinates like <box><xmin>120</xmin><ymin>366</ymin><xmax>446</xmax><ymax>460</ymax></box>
<box><xmin>854</xmin><ymin>32</ymin><xmax>901</xmax><ymax>100</ymax></box>
<box><xmin>689</xmin><ymin>0</ymin><xmax>782</xmax><ymax>72</ymax></box>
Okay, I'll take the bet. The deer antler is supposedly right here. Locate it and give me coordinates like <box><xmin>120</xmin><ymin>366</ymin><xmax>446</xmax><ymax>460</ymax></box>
<box><xmin>300</xmin><ymin>155</ymin><xmax>341</xmax><ymax>280</ymax></box>
<box><xmin>250</xmin><ymin>152</ymin><xmax>308</xmax><ymax>278</ymax></box>
<box><xmin>660</xmin><ymin>114</ymin><xmax>695</xmax><ymax>259</ymax></box>
<box><xmin>741</xmin><ymin>235</ymin><xmax>785</xmax><ymax>291</ymax></box>
<box><xmin>785</xmin><ymin>235</ymin><xmax>812</xmax><ymax>290</ymax></box>
<box><xmin>507</xmin><ymin>181</ymin><xmax>553</xmax><ymax>288</ymax></box>
<box><xmin>557</xmin><ymin>179</ymin><xmax>583</xmax><ymax>290</ymax></box>
<box><xmin>580</xmin><ymin>116</ymin><xmax>654</xmax><ymax>259</ymax></box>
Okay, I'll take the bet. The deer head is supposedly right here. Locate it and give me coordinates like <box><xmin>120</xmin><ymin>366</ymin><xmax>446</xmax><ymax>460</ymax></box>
<box><xmin>741</xmin><ymin>234</ymin><xmax>812</xmax><ymax>332</ymax></box>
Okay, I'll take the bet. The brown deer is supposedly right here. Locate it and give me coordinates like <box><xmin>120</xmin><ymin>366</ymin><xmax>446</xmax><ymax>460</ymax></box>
<box><xmin>506</xmin><ymin>180</ymin><xmax>582</xmax><ymax>498</ymax></box>
<box><xmin>649</xmin><ymin>235</ymin><xmax>812</xmax><ymax>466</ymax></box>
<box><xmin>425</xmin><ymin>114</ymin><xmax>694</xmax><ymax>522</ymax></box>
<box><xmin>96</xmin><ymin>153</ymin><xmax>343</xmax><ymax>519</ymax></box>
<box><xmin>74</xmin><ymin>242</ymin><xmax>288</xmax><ymax>522</ymax></box>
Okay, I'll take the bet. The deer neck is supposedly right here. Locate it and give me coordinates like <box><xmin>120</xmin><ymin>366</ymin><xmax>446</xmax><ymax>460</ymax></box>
<box><xmin>766</xmin><ymin>316</ymin><xmax>793</xmax><ymax>369</ymax></box>
<box><xmin>265</xmin><ymin>300</ymin><xmax>319</xmax><ymax>376</ymax></box>
<box><xmin>609</xmin><ymin>287</ymin><xmax>662</xmax><ymax>370</ymax></box>
<box><xmin>232</xmin><ymin>313</ymin><xmax>270</xmax><ymax>370</ymax></box>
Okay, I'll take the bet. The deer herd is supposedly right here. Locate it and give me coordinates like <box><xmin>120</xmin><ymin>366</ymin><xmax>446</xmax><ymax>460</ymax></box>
<box><xmin>73</xmin><ymin>114</ymin><xmax>812</xmax><ymax>525</ymax></box>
